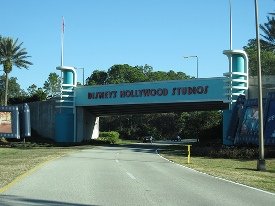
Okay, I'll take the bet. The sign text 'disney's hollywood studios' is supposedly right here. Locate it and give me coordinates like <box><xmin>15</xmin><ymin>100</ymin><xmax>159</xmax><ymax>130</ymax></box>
<box><xmin>88</xmin><ymin>85</ymin><xmax>209</xmax><ymax>100</ymax></box>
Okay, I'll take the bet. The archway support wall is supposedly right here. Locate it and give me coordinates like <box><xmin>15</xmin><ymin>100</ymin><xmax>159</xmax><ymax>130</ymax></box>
<box><xmin>76</xmin><ymin>107</ymin><xmax>99</xmax><ymax>142</ymax></box>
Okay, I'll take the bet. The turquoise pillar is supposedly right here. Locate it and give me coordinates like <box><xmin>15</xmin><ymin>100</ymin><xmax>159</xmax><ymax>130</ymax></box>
<box><xmin>232</xmin><ymin>54</ymin><xmax>245</xmax><ymax>73</ymax></box>
<box><xmin>55</xmin><ymin>113</ymin><xmax>74</xmax><ymax>142</ymax></box>
<box><xmin>232</xmin><ymin>54</ymin><xmax>245</xmax><ymax>101</ymax></box>
<box><xmin>223</xmin><ymin>110</ymin><xmax>233</xmax><ymax>145</ymax></box>
<box><xmin>223</xmin><ymin>50</ymin><xmax>249</xmax><ymax>145</ymax></box>
<box><xmin>63</xmin><ymin>70</ymin><xmax>74</xmax><ymax>89</ymax></box>
<box><xmin>55</xmin><ymin>66</ymin><xmax>77</xmax><ymax>143</ymax></box>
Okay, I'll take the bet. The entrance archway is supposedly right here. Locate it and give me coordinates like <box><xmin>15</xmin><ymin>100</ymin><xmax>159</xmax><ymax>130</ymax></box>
<box><xmin>74</xmin><ymin>78</ymin><xmax>229</xmax><ymax>142</ymax></box>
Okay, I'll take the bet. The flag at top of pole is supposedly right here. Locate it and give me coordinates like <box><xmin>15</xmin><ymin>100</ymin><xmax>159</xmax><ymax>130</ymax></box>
<box><xmin>61</xmin><ymin>16</ymin><xmax>65</xmax><ymax>66</ymax></box>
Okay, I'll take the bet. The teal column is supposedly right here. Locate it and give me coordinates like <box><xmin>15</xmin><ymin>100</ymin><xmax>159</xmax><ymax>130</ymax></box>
<box><xmin>55</xmin><ymin>113</ymin><xmax>74</xmax><ymax>142</ymax></box>
<box><xmin>63</xmin><ymin>70</ymin><xmax>74</xmax><ymax>89</ymax></box>
<box><xmin>55</xmin><ymin>66</ymin><xmax>77</xmax><ymax>143</ymax></box>
<box><xmin>223</xmin><ymin>110</ymin><xmax>233</xmax><ymax>145</ymax></box>
<box><xmin>232</xmin><ymin>54</ymin><xmax>245</xmax><ymax>101</ymax></box>
<box><xmin>223</xmin><ymin>50</ymin><xmax>249</xmax><ymax>145</ymax></box>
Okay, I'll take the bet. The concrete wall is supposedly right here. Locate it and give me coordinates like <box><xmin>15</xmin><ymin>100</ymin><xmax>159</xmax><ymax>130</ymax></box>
<box><xmin>27</xmin><ymin>101</ymin><xmax>99</xmax><ymax>142</ymax></box>
<box><xmin>28</xmin><ymin>99</ymin><xmax>56</xmax><ymax>140</ymax></box>
<box><xmin>76</xmin><ymin>107</ymin><xmax>99</xmax><ymax>142</ymax></box>
<box><xmin>249</xmin><ymin>75</ymin><xmax>275</xmax><ymax>99</ymax></box>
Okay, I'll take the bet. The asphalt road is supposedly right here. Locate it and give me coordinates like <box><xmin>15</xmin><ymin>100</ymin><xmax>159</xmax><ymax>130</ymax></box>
<box><xmin>1</xmin><ymin>144</ymin><xmax>275</xmax><ymax>206</ymax></box>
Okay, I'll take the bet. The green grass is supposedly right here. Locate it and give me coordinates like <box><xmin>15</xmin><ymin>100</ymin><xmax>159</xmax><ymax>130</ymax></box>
<box><xmin>160</xmin><ymin>150</ymin><xmax>275</xmax><ymax>193</ymax></box>
<box><xmin>0</xmin><ymin>147</ymin><xmax>83</xmax><ymax>189</ymax></box>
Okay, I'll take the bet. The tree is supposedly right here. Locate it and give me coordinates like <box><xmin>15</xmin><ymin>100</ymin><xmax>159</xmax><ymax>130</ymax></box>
<box><xmin>43</xmin><ymin>72</ymin><xmax>61</xmax><ymax>97</ymax></box>
<box><xmin>0</xmin><ymin>75</ymin><xmax>25</xmax><ymax>104</ymax></box>
<box><xmin>23</xmin><ymin>84</ymin><xmax>47</xmax><ymax>102</ymax></box>
<box><xmin>180</xmin><ymin>111</ymin><xmax>222</xmax><ymax>142</ymax></box>
<box><xmin>86</xmin><ymin>70</ymin><xmax>108</xmax><ymax>85</ymax></box>
<box><xmin>0</xmin><ymin>37</ymin><xmax>32</xmax><ymax>105</ymax></box>
<box><xmin>244</xmin><ymin>39</ymin><xmax>275</xmax><ymax>76</ymax></box>
<box><xmin>27</xmin><ymin>84</ymin><xmax>38</xmax><ymax>96</ymax></box>
<box><xmin>148</xmin><ymin>113</ymin><xmax>182</xmax><ymax>139</ymax></box>
<box><xmin>167</xmin><ymin>70</ymin><xmax>190</xmax><ymax>80</ymax></box>
<box><xmin>243</xmin><ymin>14</ymin><xmax>275</xmax><ymax>76</ymax></box>
<box><xmin>87</xmin><ymin>64</ymin><xmax>190</xmax><ymax>86</ymax></box>
<box><xmin>260</xmin><ymin>16</ymin><xmax>275</xmax><ymax>50</ymax></box>
<box><xmin>6</xmin><ymin>77</ymin><xmax>22</xmax><ymax>98</ymax></box>
<box><xmin>147</xmin><ymin>70</ymin><xmax>189</xmax><ymax>81</ymax></box>
<box><xmin>31</xmin><ymin>88</ymin><xmax>47</xmax><ymax>101</ymax></box>
<box><xmin>107</xmin><ymin>64</ymin><xmax>147</xmax><ymax>84</ymax></box>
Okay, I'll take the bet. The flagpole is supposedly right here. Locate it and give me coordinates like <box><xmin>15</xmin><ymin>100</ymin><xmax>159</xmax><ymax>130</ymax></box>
<box><xmin>228</xmin><ymin>0</ymin><xmax>234</xmax><ymax>108</ymax></box>
<box><xmin>61</xmin><ymin>16</ymin><xmax>64</xmax><ymax>66</ymax></box>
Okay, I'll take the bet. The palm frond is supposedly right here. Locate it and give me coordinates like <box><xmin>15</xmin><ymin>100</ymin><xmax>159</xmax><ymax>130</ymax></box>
<box><xmin>0</xmin><ymin>37</ymin><xmax>33</xmax><ymax>71</ymax></box>
<box><xmin>260</xmin><ymin>16</ymin><xmax>275</xmax><ymax>46</ymax></box>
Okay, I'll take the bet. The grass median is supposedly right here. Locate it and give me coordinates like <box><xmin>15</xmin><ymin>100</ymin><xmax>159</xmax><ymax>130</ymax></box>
<box><xmin>159</xmin><ymin>148</ymin><xmax>275</xmax><ymax>193</ymax></box>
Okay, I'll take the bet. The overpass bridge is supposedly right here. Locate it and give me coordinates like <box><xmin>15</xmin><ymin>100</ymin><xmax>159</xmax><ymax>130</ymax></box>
<box><xmin>75</xmin><ymin>78</ymin><xmax>229</xmax><ymax>116</ymax></box>
<box><xmin>53</xmin><ymin>50</ymin><xmax>249</xmax><ymax>145</ymax></box>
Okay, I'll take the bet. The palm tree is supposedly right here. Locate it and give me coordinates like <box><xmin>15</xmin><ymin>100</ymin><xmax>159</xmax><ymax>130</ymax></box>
<box><xmin>0</xmin><ymin>37</ymin><xmax>32</xmax><ymax>105</ymax></box>
<box><xmin>260</xmin><ymin>16</ymin><xmax>275</xmax><ymax>50</ymax></box>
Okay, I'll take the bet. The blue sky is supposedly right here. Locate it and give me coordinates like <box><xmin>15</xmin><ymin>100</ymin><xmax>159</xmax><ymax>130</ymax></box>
<box><xmin>0</xmin><ymin>0</ymin><xmax>274</xmax><ymax>90</ymax></box>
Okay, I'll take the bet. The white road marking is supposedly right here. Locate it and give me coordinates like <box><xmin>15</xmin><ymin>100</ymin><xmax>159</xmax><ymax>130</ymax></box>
<box><xmin>114</xmin><ymin>153</ymin><xmax>136</xmax><ymax>180</ymax></box>
<box><xmin>126</xmin><ymin>172</ymin><xmax>136</xmax><ymax>180</ymax></box>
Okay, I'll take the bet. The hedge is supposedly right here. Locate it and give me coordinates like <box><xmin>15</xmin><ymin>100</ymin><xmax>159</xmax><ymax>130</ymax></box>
<box><xmin>99</xmin><ymin>131</ymin><xmax>120</xmax><ymax>144</ymax></box>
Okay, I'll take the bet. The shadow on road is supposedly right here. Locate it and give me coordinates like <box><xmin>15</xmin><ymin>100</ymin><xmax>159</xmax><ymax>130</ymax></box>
<box><xmin>109</xmin><ymin>141</ymin><xmax>187</xmax><ymax>151</ymax></box>
<box><xmin>0</xmin><ymin>195</ymin><xmax>99</xmax><ymax>206</ymax></box>
<box><xmin>67</xmin><ymin>143</ymin><xmax>171</xmax><ymax>164</ymax></box>
<box><xmin>92</xmin><ymin>143</ymin><xmax>161</xmax><ymax>155</ymax></box>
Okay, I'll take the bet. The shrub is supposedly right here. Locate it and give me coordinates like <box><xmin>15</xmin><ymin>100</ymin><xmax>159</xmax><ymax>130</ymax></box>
<box><xmin>190</xmin><ymin>145</ymin><xmax>275</xmax><ymax>159</ymax></box>
<box><xmin>99</xmin><ymin>131</ymin><xmax>120</xmax><ymax>144</ymax></box>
